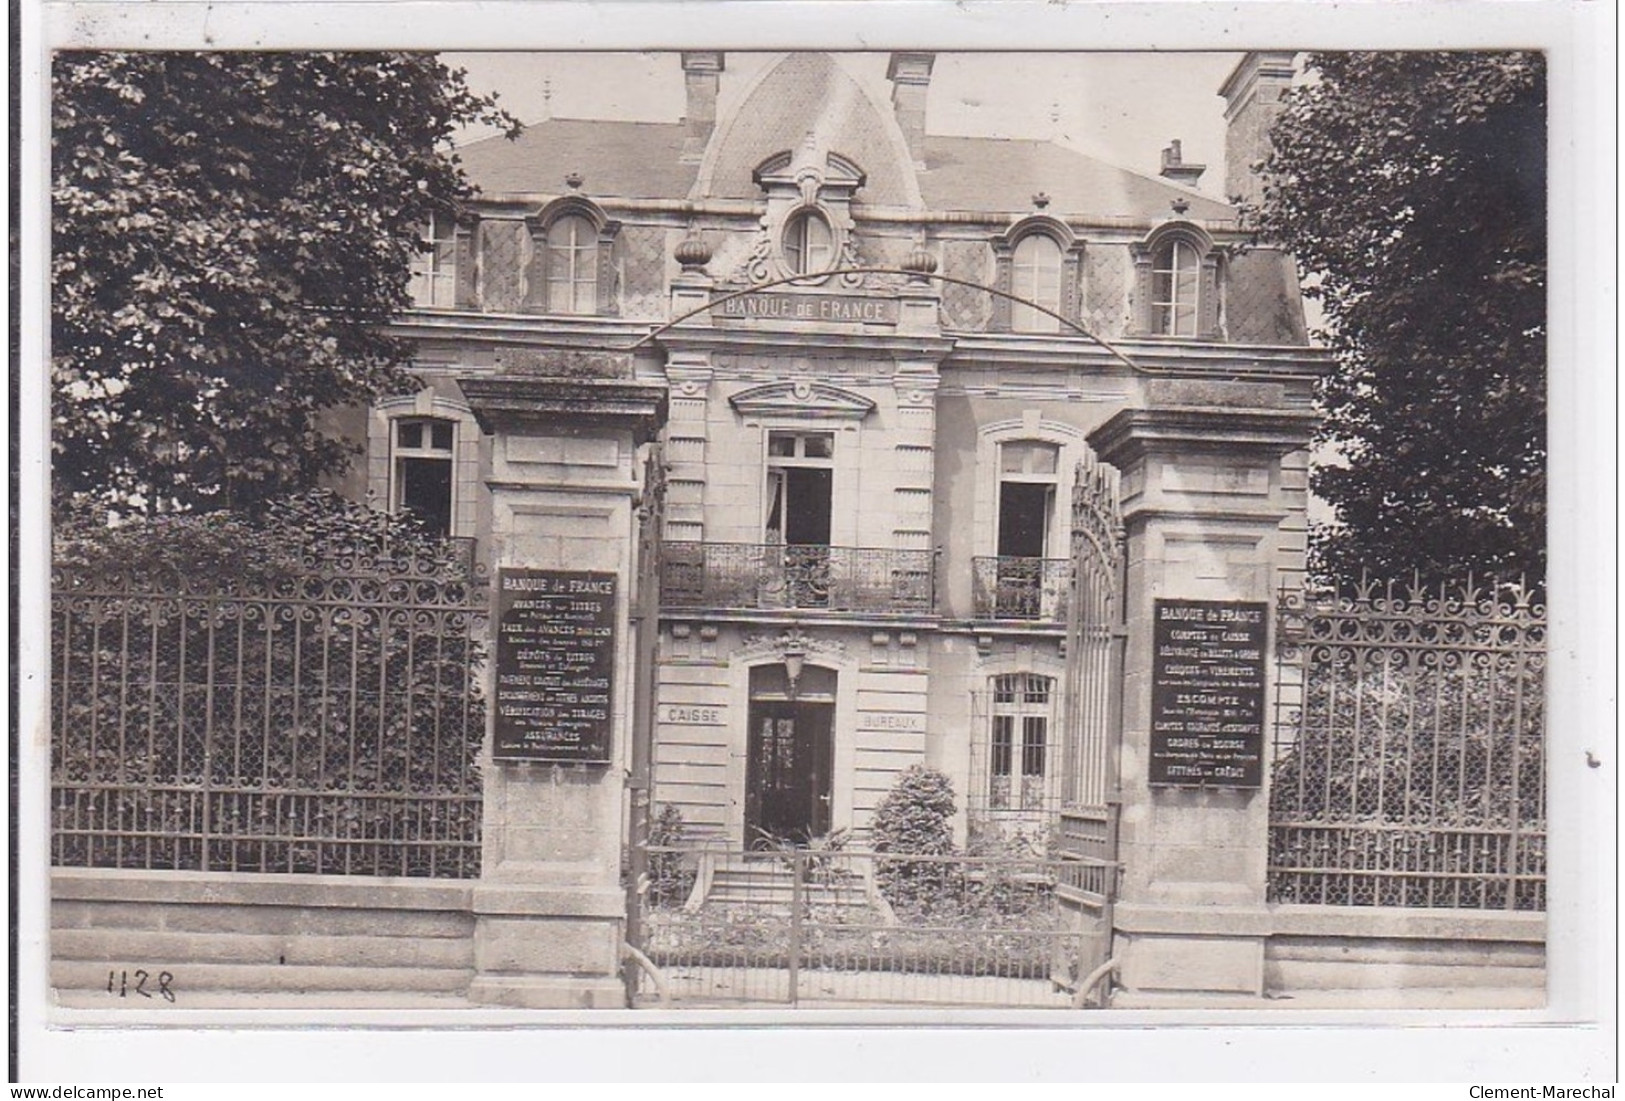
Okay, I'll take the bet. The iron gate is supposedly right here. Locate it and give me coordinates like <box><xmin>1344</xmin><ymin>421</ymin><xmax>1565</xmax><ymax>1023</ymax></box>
<box><xmin>633</xmin><ymin>847</ymin><xmax>1092</xmax><ymax>1008</ymax></box>
<box><xmin>1052</xmin><ymin>449</ymin><xmax>1126</xmax><ymax>995</ymax></box>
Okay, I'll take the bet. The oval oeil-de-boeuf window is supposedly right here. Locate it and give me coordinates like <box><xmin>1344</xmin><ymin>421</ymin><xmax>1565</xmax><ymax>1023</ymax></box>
<box><xmin>782</xmin><ymin>209</ymin><xmax>835</xmax><ymax>277</ymax></box>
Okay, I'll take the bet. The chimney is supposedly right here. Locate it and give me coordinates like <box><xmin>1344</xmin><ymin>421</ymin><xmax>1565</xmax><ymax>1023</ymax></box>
<box><xmin>1159</xmin><ymin>139</ymin><xmax>1206</xmax><ymax>188</ymax></box>
<box><xmin>886</xmin><ymin>52</ymin><xmax>935</xmax><ymax>169</ymax></box>
<box><xmin>681</xmin><ymin>52</ymin><xmax>725</xmax><ymax>163</ymax></box>
<box><xmin>1219</xmin><ymin>51</ymin><xmax>1297</xmax><ymax>207</ymax></box>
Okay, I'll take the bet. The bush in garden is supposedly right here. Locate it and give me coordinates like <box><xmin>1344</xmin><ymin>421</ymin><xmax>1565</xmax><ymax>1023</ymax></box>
<box><xmin>645</xmin><ymin>804</ymin><xmax>695</xmax><ymax>908</ymax></box>
<box><xmin>870</xmin><ymin>765</ymin><xmax>957</xmax><ymax>910</ymax></box>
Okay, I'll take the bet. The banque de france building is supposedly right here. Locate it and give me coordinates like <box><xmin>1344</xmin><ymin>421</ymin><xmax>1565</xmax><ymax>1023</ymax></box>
<box><xmin>330</xmin><ymin>51</ymin><xmax>1320</xmax><ymax>851</ymax></box>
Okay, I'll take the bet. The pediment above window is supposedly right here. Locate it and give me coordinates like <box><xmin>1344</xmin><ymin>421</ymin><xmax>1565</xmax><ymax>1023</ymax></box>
<box><xmin>729</xmin><ymin>380</ymin><xmax>876</xmax><ymax>421</ymax></box>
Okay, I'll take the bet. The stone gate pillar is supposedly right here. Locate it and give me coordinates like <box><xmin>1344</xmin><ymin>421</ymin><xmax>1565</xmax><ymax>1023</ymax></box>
<box><xmin>1088</xmin><ymin>380</ymin><xmax>1314</xmax><ymax>1003</ymax></box>
<box><xmin>458</xmin><ymin>373</ymin><xmax>667</xmax><ymax>1008</ymax></box>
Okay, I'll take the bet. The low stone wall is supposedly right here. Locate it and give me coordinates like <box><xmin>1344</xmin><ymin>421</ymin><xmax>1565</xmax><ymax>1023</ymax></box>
<box><xmin>51</xmin><ymin>868</ymin><xmax>476</xmax><ymax>1009</ymax></box>
<box><xmin>1265</xmin><ymin>904</ymin><xmax>1545</xmax><ymax>1005</ymax></box>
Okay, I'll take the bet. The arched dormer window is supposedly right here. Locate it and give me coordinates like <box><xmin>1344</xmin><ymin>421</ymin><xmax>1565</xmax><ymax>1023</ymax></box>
<box><xmin>735</xmin><ymin>144</ymin><xmax>866</xmax><ymax>288</ymax></box>
<box><xmin>1151</xmin><ymin>237</ymin><xmax>1200</xmax><ymax>336</ymax></box>
<box><xmin>546</xmin><ymin>214</ymin><xmax>599</xmax><ymax>314</ymax></box>
<box><xmin>991</xmin><ymin>217</ymin><xmax>1084</xmax><ymax>334</ymax></box>
<box><xmin>525</xmin><ymin>197</ymin><xmax>621</xmax><ymax>317</ymax></box>
<box><xmin>408</xmin><ymin>213</ymin><xmax>458</xmax><ymax>308</ymax></box>
<box><xmin>1011</xmin><ymin>235</ymin><xmax>1064</xmax><ymax>333</ymax></box>
<box><xmin>1132</xmin><ymin>221</ymin><xmax>1222</xmax><ymax>339</ymax></box>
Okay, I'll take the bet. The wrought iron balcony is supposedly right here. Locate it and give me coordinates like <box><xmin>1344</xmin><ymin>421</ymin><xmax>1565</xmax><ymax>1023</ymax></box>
<box><xmin>661</xmin><ymin>542</ymin><xmax>936</xmax><ymax>615</ymax></box>
<box><xmin>971</xmin><ymin>556</ymin><xmax>1073</xmax><ymax>621</ymax></box>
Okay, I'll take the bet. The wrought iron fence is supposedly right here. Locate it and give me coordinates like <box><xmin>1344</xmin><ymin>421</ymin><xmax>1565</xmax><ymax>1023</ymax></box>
<box><xmin>51</xmin><ymin>553</ymin><xmax>488</xmax><ymax>878</ymax></box>
<box><xmin>1268</xmin><ymin>578</ymin><xmax>1545</xmax><ymax>910</ymax></box>
<box><xmin>660</xmin><ymin>542</ymin><xmax>936</xmax><ymax>614</ymax></box>
<box><xmin>634</xmin><ymin>847</ymin><xmax>1092</xmax><ymax>1007</ymax></box>
<box><xmin>971</xmin><ymin>556</ymin><xmax>1072</xmax><ymax>621</ymax></box>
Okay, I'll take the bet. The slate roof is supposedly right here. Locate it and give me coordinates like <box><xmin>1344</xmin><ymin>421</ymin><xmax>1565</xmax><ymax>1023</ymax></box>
<box><xmin>457</xmin><ymin>101</ymin><xmax>1234</xmax><ymax>223</ymax></box>
<box><xmin>456</xmin><ymin>118</ymin><xmax>698</xmax><ymax>200</ymax></box>
<box><xmin>918</xmin><ymin>135</ymin><xmax>1233</xmax><ymax>222</ymax></box>
<box><xmin>696</xmin><ymin>52</ymin><xmax>920</xmax><ymax>208</ymax></box>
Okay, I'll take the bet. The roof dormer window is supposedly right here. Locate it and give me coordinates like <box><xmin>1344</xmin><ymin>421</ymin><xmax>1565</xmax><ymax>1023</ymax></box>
<box><xmin>731</xmin><ymin>144</ymin><xmax>867</xmax><ymax>289</ymax></box>
<box><xmin>1151</xmin><ymin>237</ymin><xmax>1201</xmax><ymax>337</ymax></box>
<box><xmin>782</xmin><ymin>208</ymin><xmax>835</xmax><ymax>278</ymax></box>
<box><xmin>1010</xmin><ymin>234</ymin><xmax>1064</xmax><ymax>333</ymax></box>
<box><xmin>1132</xmin><ymin>222</ymin><xmax>1222</xmax><ymax>340</ymax></box>
<box><xmin>990</xmin><ymin>217</ymin><xmax>1084</xmax><ymax>334</ymax></box>
<box><xmin>524</xmin><ymin>196</ymin><xmax>622</xmax><ymax>317</ymax></box>
<box><xmin>545</xmin><ymin>214</ymin><xmax>600</xmax><ymax>314</ymax></box>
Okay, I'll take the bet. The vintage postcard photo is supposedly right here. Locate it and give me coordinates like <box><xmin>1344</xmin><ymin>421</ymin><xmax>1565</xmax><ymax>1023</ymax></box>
<box><xmin>16</xmin><ymin>0</ymin><xmax>1612</xmax><ymax>1084</ymax></box>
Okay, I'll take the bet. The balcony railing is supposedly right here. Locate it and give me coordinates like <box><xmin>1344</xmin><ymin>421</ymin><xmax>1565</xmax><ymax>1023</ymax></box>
<box><xmin>661</xmin><ymin>542</ymin><xmax>936</xmax><ymax>614</ymax></box>
<box><xmin>972</xmin><ymin>556</ymin><xmax>1073</xmax><ymax>621</ymax></box>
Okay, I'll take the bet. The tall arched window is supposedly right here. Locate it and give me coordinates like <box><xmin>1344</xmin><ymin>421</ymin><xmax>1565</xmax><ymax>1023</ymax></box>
<box><xmin>992</xmin><ymin>217</ymin><xmax>1083</xmax><ymax>334</ymax></box>
<box><xmin>546</xmin><ymin>214</ymin><xmax>599</xmax><ymax>314</ymax></box>
<box><xmin>1151</xmin><ymin>237</ymin><xmax>1201</xmax><ymax>336</ymax></box>
<box><xmin>1010</xmin><ymin>234</ymin><xmax>1063</xmax><ymax>333</ymax></box>
<box><xmin>782</xmin><ymin>209</ymin><xmax>835</xmax><ymax>276</ymax></box>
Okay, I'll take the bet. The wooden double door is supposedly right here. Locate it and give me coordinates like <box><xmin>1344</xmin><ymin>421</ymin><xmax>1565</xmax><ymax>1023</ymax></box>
<box><xmin>745</xmin><ymin>699</ymin><xmax>833</xmax><ymax>846</ymax></box>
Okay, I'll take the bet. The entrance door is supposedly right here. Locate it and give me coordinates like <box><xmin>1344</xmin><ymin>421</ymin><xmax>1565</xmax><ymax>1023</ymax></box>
<box><xmin>745</xmin><ymin>663</ymin><xmax>836</xmax><ymax>845</ymax></box>
<box><xmin>745</xmin><ymin>701</ymin><xmax>833</xmax><ymax>845</ymax></box>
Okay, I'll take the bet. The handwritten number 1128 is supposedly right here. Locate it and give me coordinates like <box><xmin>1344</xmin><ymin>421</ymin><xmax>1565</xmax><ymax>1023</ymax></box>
<box><xmin>107</xmin><ymin>969</ymin><xmax>175</xmax><ymax>1002</ymax></box>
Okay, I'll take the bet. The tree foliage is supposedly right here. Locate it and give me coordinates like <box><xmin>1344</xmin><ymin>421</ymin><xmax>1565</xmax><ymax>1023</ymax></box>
<box><xmin>53</xmin><ymin>488</ymin><xmax>469</xmax><ymax>582</ymax></box>
<box><xmin>52</xmin><ymin>52</ymin><xmax>517</xmax><ymax>517</ymax></box>
<box><xmin>1245</xmin><ymin>52</ymin><xmax>1546</xmax><ymax>586</ymax></box>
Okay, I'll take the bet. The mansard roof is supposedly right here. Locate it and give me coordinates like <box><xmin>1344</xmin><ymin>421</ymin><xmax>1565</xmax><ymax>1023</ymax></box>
<box><xmin>456</xmin><ymin>118</ymin><xmax>698</xmax><ymax>199</ymax></box>
<box><xmin>694</xmin><ymin>52</ymin><xmax>922</xmax><ymax>208</ymax></box>
<box><xmin>455</xmin><ymin>58</ymin><xmax>1235</xmax><ymax>223</ymax></box>
<box><xmin>917</xmin><ymin>135</ymin><xmax>1232</xmax><ymax>222</ymax></box>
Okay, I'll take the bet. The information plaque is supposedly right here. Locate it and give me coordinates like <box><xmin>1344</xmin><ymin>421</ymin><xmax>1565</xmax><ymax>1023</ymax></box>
<box><xmin>493</xmin><ymin>569</ymin><xmax>616</xmax><ymax>763</ymax></box>
<box><xmin>1149</xmin><ymin>598</ymin><xmax>1268</xmax><ymax>788</ymax></box>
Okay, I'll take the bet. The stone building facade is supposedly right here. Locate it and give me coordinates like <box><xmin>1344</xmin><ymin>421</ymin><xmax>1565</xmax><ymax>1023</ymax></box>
<box><xmin>330</xmin><ymin>50</ymin><xmax>1320</xmax><ymax>852</ymax></box>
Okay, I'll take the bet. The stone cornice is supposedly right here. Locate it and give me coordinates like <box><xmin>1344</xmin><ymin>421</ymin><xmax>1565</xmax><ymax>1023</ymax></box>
<box><xmin>389</xmin><ymin>311</ymin><xmax>656</xmax><ymax>348</ymax></box>
<box><xmin>1088</xmin><ymin>403</ymin><xmax>1318</xmax><ymax>469</ymax></box>
<box><xmin>655</xmin><ymin>327</ymin><xmax>956</xmax><ymax>361</ymax></box>
<box><xmin>457</xmin><ymin>376</ymin><xmax>668</xmax><ymax>445</ymax></box>
<box><xmin>944</xmin><ymin>333</ymin><xmax>1334</xmax><ymax>380</ymax></box>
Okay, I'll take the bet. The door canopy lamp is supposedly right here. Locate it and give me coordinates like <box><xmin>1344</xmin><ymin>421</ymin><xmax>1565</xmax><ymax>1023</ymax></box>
<box><xmin>783</xmin><ymin>646</ymin><xmax>806</xmax><ymax>700</ymax></box>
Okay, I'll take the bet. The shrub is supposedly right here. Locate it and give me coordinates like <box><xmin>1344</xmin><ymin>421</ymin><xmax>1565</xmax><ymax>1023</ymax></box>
<box><xmin>645</xmin><ymin>804</ymin><xmax>695</xmax><ymax>908</ymax></box>
<box><xmin>870</xmin><ymin>766</ymin><xmax>957</xmax><ymax>910</ymax></box>
<box><xmin>53</xmin><ymin>489</ymin><xmax>468</xmax><ymax>584</ymax></box>
<box><xmin>870</xmin><ymin>765</ymin><xmax>956</xmax><ymax>856</ymax></box>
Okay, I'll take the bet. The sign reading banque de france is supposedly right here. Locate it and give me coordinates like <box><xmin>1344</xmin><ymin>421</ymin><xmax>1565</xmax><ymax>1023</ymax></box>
<box><xmin>1149</xmin><ymin>598</ymin><xmax>1268</xmax><ymax>788</ymax></box>
<box><xmin>493</xmin><ymin>569</ymin><xmax>616</xmax><ymax>763</ymax></box>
